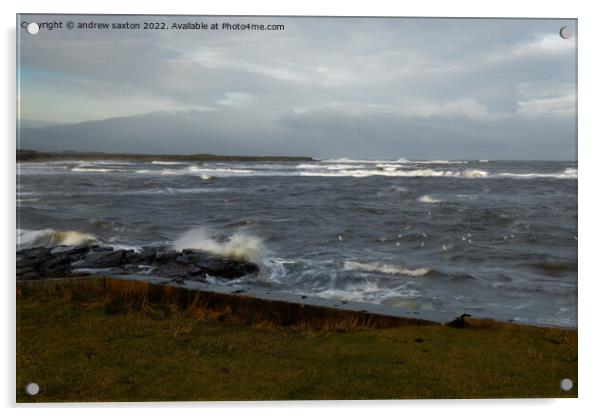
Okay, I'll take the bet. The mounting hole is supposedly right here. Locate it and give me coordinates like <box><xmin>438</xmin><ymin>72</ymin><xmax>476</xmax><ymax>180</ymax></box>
<box><xmin>559</xmin><ymin>26</ymin><xmax>572</xmax><ymax>39</ymax></box>
<box><xmin>26</xmin><ymin>22</ymin><xmax>40</xmax><ymax>35</ymax></box>
<box><xmin>25</xmin><ymin>382</ymin><xmax>40</xmax><ymax>396</ymax></box>
<box><xmin>560</xmin><ymin>378</ymin><xmax>573</xmax><ymax>391</ymax></box>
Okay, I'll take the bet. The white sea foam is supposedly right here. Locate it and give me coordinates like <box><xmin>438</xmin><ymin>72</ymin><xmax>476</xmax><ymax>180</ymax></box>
<box><xmin>151</xmin><ymin>161</ymin><xmax>187</xmax><ymax>165</ymax></box>
<box><xmin>409</xmin><ymin>160</ymin><xmax>468</xmax><ymax>165</ymax></box>
<box><xmin>497</xmin><ymin>167</ymin><xmax>577</xmax><ymax>179</ymax></box>
<box><xmin>418</xmin><ymin>195</ymin><xmax>442</xmax><ymax>203</ymax></box>
<box><xmin>321</xmin><ymin>158</ymin><xmax>408</xmax><ymax>164</ymax></box>
<box><xmin>87</xmin><ymin>160</ymin><xmax>134</xmax><ymax>165</ymax></box>
<box><xmin>18</xmin><ymin>228</ymin><xmax>98</xmax><ymax>249</ymax></box>
<box><xmin>313</xmin><ymin>282</ymin><xmax>420</xmax><ymax>303</ymax></box>
<box><xmin>343</xmin><ymin>260</ymin><xmax>431</xmax><ymax>277</ymax></box>
<box><xmin>299</xmin><ymin>168</ymin><xmax>488</xmax><ymax>178</ymax></box>
<box><xmin>172</xmin><ymin>227</ymin><xmax>265</xmax><ymax>263</ymax></box>
<box><xmin>105</xmin><ymin>243</ymin><xmax>143</xmax><ymax>252</ymax></box>
<box><xmin>261</xmin><ymin>257</ymin><xmax>296</xmax><ymax>283</ymax></box>
<box><xmin>71</xmin><ymin>166</ymin><xmax>114</xmax><ymax>173</ymax></box>
<box><xmin>158</xmin><ymin>166</ymin><xmax>254</xmax><ymax>176</ymax></box>
<box><xmin>462</xmin><ymin>169</ymin><xmax>489</xmax><ymax>178</ymax></box>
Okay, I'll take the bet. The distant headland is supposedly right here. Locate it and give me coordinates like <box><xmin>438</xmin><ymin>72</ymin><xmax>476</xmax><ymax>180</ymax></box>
<box><xmin>16</xmin><ymin>149</ymin><xmax>315</xmax><ymax>162</ymax></box>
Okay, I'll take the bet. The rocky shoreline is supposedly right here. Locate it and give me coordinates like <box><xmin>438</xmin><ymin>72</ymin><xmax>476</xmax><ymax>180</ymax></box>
<box><xmin>16</xmin><ymin>245</ymin><xmax>260</xmax><ymax>282</ymax></box>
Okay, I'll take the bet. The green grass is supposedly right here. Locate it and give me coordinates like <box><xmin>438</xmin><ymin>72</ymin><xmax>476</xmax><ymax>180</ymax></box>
<box><xmin>17</xmin><ymin>292</ymin><xmax>577</xmax><ymax>402</ymax></box>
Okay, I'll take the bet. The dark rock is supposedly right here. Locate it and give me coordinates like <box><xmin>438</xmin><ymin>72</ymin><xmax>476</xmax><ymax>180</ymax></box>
<box><xmin>50</xmin><ymin>245</ymin><xmax>89</xmax><ymax>257</ymax></box>
<box><xmin>175</xmin><ymin>252</ymin><xmax>204</xmax><ymax>265</ymax></box>
<box><xmin>154</xmin><ymin>250</ymin><xmax>178</xmax><ymax>264</ymax></box>
<box><xmin>192</xmin><ymin>257</ymin><xmax>258</xmax><ymax>278</ymax></box>
<box><xmin>80</xmin><ymin>249</ymin><xmax>125</xmax><ymax>268</ymax></box>
<box><xmin>137</xmin><ymin>248</ymin><xmax>156</xmax><ymax>262</ymax></box>
<box><xmin>15</xmin><ymin>244</ymin><xmax>260</xmax><ymax>281</ymax></box>
<box><xmin>186</xmin><ymin>265</ymin><xmax>205</xmax><ymax>276</ymax></box>
<box><xmin>122</xmin><ymin>250</ymin><xmax>139</xmax><ymax>264</ymax></box>
<box><xmin>43</xmin><ymin>254</ymin><xmax>71</xmax><ymax>269</ymax></box>
<box><xmin>17</xmin><ymin>247</ymin><xmax>52</xmax><ymax>258</ymax></box>
<box><xmin>95</xmin><ymin>250</ymin><xmax>125</xmax><ymax>268</ymax></box>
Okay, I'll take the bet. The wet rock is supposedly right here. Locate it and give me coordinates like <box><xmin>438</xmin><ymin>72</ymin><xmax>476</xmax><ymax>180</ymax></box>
<box><xmin>50</xmin><ymin>245</ymin><xmax>88</xmax><ymax>257</ymax></box>
<box><xmin>16</xmin><ymin>244</ymin><xmax>260</xmax><ymax>281</ymax></box>
<box><xmin>94</xmin><ymin>250</ymin><xmax>125</xmax><ymax>268</ymax></box>
<box><xmin>154</xmin><ymin>250</ymin><xmax>178</xmax><ymax>264</ymax></box>
<box><xmin>137</xmin><ymin>248</ymin><xmax>156</xmax><ymax>263</ymax></box>
<box><xmin>122</xmin><ymin>250</ymin><xmax>139</xmax><ymax>264</ymax></box>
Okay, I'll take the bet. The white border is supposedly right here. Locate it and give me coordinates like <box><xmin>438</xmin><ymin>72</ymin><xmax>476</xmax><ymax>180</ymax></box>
<box><xmin>2</xmin><ymin>1</ymin><xmax>601</xmax><ymax>415</ymax></box>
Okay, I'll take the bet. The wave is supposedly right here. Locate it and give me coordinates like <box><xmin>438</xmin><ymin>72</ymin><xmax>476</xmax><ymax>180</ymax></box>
<box><xmin>418</xmin><ymin>195</ymin><xmax>442</xmax><ymax>203</ymax></box>
<box><xmin>84</xmin><ymin>160</ymin><xmax>134</xmax><ymax>166</ymax></box>
<box><xmin>409</xmin><ymin>160</ymin><xmax>468</xmax><ymax>165</ymax></box>
<box><xmin>312</xmin><ymin>281</ymin><xmax>421</xmax><ymax>303</ymax></box>
<box><xmin>172</xmin><ymin>227</ymin><xmax>265</xmax><ymax>263</ymax></box>
<box><xmin>321</xmin><ymin>158</ymin><xmax>408</xmax><ymax>164</ymax></box>
<box><xmin>300</xmin><ymin>168</ymin><xmax>488</xmax><ymax>178</ymax></box>
<box><xmin>71</xmin><ymin>166</ymin><xmax>114</xmax><ymax>173</ymax></box>
<box><xmin>18</xmin><ymin>229</ymin><xmax>98</xmax><ymax>249</ymax></box>
<box><xmin>151</xmin><ymin>161</ymin><xmax>187</xmax><ymax>165</ymax></box>
<box><xmin>158</xmin><ymin>166</ymin><xmax>255</xmax><ymax>176</ymax></box>
<box><xmin>497</xmin><ymin>167</ymin><xmax>576</xmax><ymax>179</ymax></box>
<box><xmin>343</xmin><ymin>260</ymin><xmax>432</xmax><ymax>277</ymax></box>
<box><xmin>462</xmin><ymin>169</ymin><xmax>488</xmax><ymax>178</ymax></box>
<box><xmin>375</xmin><ymin>163</ymin><xmax>403</xmax><ymax>172</ymax></box>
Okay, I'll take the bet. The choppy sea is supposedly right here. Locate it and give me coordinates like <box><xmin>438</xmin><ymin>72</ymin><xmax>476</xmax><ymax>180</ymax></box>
<box><xmin>17</xmin><ymin>158</ymin><xmax>578</xmax><ymax>327</ymax></box>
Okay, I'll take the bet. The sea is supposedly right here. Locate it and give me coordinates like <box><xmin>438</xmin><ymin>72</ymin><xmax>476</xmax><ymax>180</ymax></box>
<box><xmin>16</xmin><ymin>158</ymin><xmax>578</xmax><ymax>327</ymax></box>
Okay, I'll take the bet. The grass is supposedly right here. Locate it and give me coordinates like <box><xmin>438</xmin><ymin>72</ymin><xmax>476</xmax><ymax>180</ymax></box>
<box><xmin>17</xmin><ymin>290</ymin><xmax>577</xmax><ymax>402</ymax></box>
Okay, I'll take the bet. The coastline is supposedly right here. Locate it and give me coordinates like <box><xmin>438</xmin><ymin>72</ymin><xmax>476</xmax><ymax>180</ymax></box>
<box><xmin>16</xmin><ymin>149</ymin><xmax>314</xmax><ymax>162</ymax></box>
<box><xmin>16</xmin><ymin>276</ymin><xmax>578</xmax><ymax>401</ymax></box>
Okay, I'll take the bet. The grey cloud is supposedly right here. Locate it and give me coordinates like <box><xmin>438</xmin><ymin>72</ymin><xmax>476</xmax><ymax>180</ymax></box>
<box><xmin>18</xmin><ymin>15</ymin><xmax>577</xmax><ymax>159</ymax></box>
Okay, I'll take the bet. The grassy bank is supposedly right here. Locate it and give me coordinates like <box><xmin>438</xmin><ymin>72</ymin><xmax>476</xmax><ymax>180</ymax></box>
<box><xmin>17</xmin><ymin>287</ymin><xmax>577</xmax><ymax>402</ymax></box>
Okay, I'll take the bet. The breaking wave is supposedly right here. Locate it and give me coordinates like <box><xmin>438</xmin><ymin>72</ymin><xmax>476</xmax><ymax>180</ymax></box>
<box><xmin>410</xmin><ymin>160</ymin><xmax>468</xmax><ymax>165</ymax></box>
<box><xmin>300</xmin><ymin>168</ymin><xmax>488</xmax><ymax>178</ymax></box>
<box><xmin>18</xmin><ymin>228</ymin><xmax>98</xmax><ymax>249</ymax></box>
<box><xmin>172</xmin><ymin>227</ymin><xmax>265</xmax><ymax>263</ymax></box>
<box><xmin>321</xmin><ymin>158</ymin><xmax>409</xmax><ymax>164</ymax></box>
<box><xmin>343</xmin><ymin>260</ymin><xmax>432</xmax><ymax>277</ymax></box>
<box><xmin>151</xmin><ymin>161</ymin><xmax>187</xmax><ymax>165</ymax></box>
<box><xmin>497</xmin><ymin>167</ymin><xmax>577</xmax><ymax>180</ymax></box>
<box><xmin>71</xmin><ymin>165</ymin><xmax>114</xmax><ymax>173</ymax></box>
<box><xmin>418</xmin><ymin>195</ymin><xmax>442</xmax><ymax>203</ymax></box>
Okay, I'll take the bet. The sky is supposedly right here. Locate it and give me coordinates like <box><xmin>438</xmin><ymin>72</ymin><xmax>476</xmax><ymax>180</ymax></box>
<box><xmin>18</xmin><ymin>15</ymin><xmax>577</xmax><ymax>160</ymax></box>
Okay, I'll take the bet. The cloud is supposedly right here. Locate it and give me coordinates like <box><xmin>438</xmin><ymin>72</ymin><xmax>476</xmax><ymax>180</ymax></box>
<box><xmin>289</xmin><ymin>98</ymin><xmax>506</xmax><ymax>121</ymax></box>
<box><xmin>517</xmin><ymin>94</ymin><xmax>576</xmax><ymax>118</ymax></box>
<box><xmin>17</xmin><ymin>15</ymin><xmax>577</xmax><ymax>159</ymax></box>
<box><xmin>216</xmin><ymin>92</ymin><xmax>254</xmax><ymax>106</ymax></box>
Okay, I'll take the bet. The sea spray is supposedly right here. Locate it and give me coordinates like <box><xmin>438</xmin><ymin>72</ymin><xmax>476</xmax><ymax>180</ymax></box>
<box><xmin>172</xmin><ymin>227</ymin><xmax>265</xmax><ymax>263</ymax></box>
<box><xmin>18</xmin><ymin>229</ymin><xmax>98</xmax><ymax>249</ymax></box>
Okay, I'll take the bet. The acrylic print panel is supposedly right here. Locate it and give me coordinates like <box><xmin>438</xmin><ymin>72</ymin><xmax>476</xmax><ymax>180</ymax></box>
<box><xmin>16</xmin><ymin>14</ymin><xmax>577</xmax><ymax>402</ymax></box>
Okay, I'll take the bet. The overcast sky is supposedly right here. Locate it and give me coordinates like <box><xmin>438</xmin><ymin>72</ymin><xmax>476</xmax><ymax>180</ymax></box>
<box><xmin>18</xmin><ymin>15</ymin><xmax>577</xmax><ymax>160</ymax></box>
